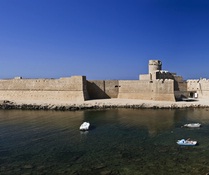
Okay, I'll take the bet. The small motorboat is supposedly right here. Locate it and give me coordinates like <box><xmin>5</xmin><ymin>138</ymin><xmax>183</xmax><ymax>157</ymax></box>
<box><xmin>183</xmin><ymin>123</ymin><xmax>201</xmax><ymax>128</ymax></box>
<box><xmin>177</xmin><ymin>139</ymin><xmax>197</xmax><ymax>146</ymax></box>
<box><xmin>79</xmin><ymin>122</ymin><xmax>90</xmax><ymax>131</ymax></box>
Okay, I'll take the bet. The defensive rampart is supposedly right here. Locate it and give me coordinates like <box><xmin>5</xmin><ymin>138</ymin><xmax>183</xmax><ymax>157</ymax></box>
<box><xmin>118</xmin><ymin>79</ymin><xmax>175</xmax><ymax>101</ymax></box>
<box><xmin>87</xmin><ymin>80</ymin><xmax>119</xmax><ymax>99</ymax></box>
<box><xmin>0</xmin><ymin>59</ymin><xmax>199</xmax><ymax>103</ymax></box>
<box><xmin>0</xmin><ymin>76</ymin><xmax>89</xmax><ymax>101</ymax></box>
<box><xmin>187</xmin><ymin>79</ymin><xmax>209</xmax><ymax>98</ymax></box>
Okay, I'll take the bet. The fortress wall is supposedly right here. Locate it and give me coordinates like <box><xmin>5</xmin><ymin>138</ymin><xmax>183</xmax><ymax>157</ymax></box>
<box><xmin>174</xmin><ymin>91</ymin><xmax>188</xmax><ymax>100</ymax></box>
<box><xmin>0</xmin><ymin>76</ymin><xmax>89</xmax><ymax>101</ymax></box>
<box><xmin>187</xmin><ymin>80</ymin><xmax>199</xmax><ymax>91</ymax></box>
<box><xmin>176</xmin><ymin>81</ymin><xmax>187</xmax><ymax>91</ymax></box>
<box><xmin>0</xmin><ymin>76</ymin><xmax>84</xmax><ymax>91</ymax></box>
<box><xmin>174</xmin><ymin>81</ymin><xmax>188</xmax><ymax>100</ymax></box>
<box><xmin>173</xmin><ymin>75</ymin><xmax>184</xmax><ymax>82</ymax></box>
<box><xmin>139</xmin><ymin>74</ymin><xmax>150</xmax><ymax>80</ymax></box>
<box><xmin>196</xmin><ymin>79</ymin><xmax>209</xmax><ymax>98</ymax></box>
<box><xmin>104</xmin><ymin>80</ymin><xmax>119</xmax><ymax>98</ymax></box>
<box><xmin>187</xmin><ymin>79</ymin><xmax>209</xmax><ymax>99</ymax></box>
<box><xmin>0</xmin><ymin>91</ymin><xmax>85</xmax><ymax>101</ymax></box>
<box><xmin>199</xmin><ymin>79</ymin><xmax>209</xmax><ymax>90</ymax></box>
<box><xmin>156</xmin><ymin>72</ymin><xmax>173</xmax><ymax>80</ymax></box>
<box><xmin>87</xmin><ymin>80</ymin><xmax>119</xmax><ymax>99</ymax></box>
<box><xmin>87</xmin><ymin>80</ymin><xmax>107</xmax><ymax>99</ymax></box>
<box><xmin>118</xmin><ymin>79</ymin><xmax>175</xmax><ymax>101</ymax></box>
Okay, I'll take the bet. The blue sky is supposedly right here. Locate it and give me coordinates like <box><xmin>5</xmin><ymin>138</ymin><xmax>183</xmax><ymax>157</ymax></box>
<box><xmin>1</xmin><ymin>0</ymin><xmax>209</xmax><ymax>80</ymax></box>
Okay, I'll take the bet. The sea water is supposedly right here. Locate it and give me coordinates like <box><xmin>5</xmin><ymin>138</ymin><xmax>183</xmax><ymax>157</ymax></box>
<box><xmin>0</xmin><ymin>108</ymin><xmax>209</xmax><ymax>175</ymax></box>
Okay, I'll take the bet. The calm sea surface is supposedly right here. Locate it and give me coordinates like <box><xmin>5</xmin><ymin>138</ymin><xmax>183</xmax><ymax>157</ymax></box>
<box><xmin>0</xmin><ymin>108</ymin><xmax>209</xmax><ymax>175</ymax></box>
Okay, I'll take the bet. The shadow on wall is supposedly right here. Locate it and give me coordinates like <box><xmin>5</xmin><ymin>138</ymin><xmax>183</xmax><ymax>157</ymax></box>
<box><xmin>87</xmin><ymin>81</ymin><xmax>110</xmax><ymax>99</ymax></box>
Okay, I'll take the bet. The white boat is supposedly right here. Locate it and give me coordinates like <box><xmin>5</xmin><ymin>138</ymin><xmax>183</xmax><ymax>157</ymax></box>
<box><xmin>177</xmin><ymin>139</ymin><xmax>197</xmax><ymax>146</ymax></box>
<box><xmin>79</xmin><ymin>122</ymin><xmax>90</xmax><ymax>131</ymax></box>
<box><xmin>183</xmin><ymin>123</ymin><xmax>201</xmax><ymax>128</ymax></box>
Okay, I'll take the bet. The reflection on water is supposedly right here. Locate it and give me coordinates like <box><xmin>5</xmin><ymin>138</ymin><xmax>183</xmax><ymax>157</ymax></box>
<box><xmin>0</xmin><ymin>108</ymin><xmax>209</xmax><ymax>174</ymax></box>
<box><xmin>116</xmin><ymin>109</ymin><xmax>176</xmax><ymax>136</ymax></box>
<box><xmin>83</xmin><ymin>109</ymin><xmax>176</xmax><ymax>136</ymax></box>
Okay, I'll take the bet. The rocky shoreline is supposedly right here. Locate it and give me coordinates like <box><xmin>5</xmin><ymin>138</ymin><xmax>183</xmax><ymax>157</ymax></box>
<box><xmin>0</xmin><ymin>99</ymin><xmax>209</xmax><ymax>111</ymax></box>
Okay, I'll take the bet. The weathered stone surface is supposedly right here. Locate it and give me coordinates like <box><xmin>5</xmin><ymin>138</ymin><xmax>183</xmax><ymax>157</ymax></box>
<box><xmin>0</xmin><ymin>76</ymin><xmax>89</xmax><ymax>102</ymax></box>
<box><xmin>0</xmin><ymin>99</ymin><xmax>208</xmax><ymax>111</ymax></box>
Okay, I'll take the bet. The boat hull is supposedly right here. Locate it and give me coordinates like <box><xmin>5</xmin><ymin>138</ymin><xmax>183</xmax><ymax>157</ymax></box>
<box><xmin>79</xmin><ymin>122</ymin><xmax>90</xmax><ymax>131</ymax></box>
<box><xmin>177</xmin><ymin>139</ymin><xmax>197</xmax><ymax>146</ymax></box>
<box><xmin>184</xmin><ymin>123</ymin><xmax>201</xmax><ymax>128</ymax></box>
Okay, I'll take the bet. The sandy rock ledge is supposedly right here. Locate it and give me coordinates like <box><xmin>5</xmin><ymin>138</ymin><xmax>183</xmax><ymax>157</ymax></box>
<box><xmin>0</xmin><ymin>98</ymin><xmax>209</xmax><ymax>111</ymax></box>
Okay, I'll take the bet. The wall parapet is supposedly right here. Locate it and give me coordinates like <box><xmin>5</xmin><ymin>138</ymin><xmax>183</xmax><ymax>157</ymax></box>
<box><xmin>118</xmin><ymin>79</ymin><xmax>175</xmax><ymax>101</ymax></box>
<box><xmin>0</xmin><ymin>76</ymin><xmax>89</xmax><ymax>101</ymax></box>
<box><xmin>186</xmin><ymin>78</ymin><xmax>209</xmax><ymax>99</ymax></box>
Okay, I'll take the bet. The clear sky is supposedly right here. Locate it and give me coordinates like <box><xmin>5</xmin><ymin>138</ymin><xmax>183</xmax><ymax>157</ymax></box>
<box><xmin>1</xmin><ymin>0</ymin><xmax>209</xmax><ymax>80</ymax></box>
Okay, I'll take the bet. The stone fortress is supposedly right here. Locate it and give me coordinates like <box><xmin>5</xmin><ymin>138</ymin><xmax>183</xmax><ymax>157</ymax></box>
<box><xmin>0</xmin><ymin>60</ymin><xmax>208</xmax><ymax>102</ymax></box>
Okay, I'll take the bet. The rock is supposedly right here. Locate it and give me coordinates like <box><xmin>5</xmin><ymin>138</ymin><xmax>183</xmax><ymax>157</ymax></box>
<box><xmin>0</xmin><ymin>99</ymin><xmax>209</xmax><ymax>111</ymax></box>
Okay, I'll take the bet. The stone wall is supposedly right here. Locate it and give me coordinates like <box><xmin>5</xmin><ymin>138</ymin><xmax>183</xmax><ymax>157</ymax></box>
<box><xmin>1</xmin><ymin>58</ymin><xmax>202</xmax><ymax>103</ymax></box>
<box><xmin>0</xmin><ymin>75</ymin><xmax>177</xmax><ymax>102</ymax></box>
<box><xmin>87</xmin><ymin>80</ymin><xmax>119</xmax><ymax>99</ymax></box>
<box><xmin>174</xmin><ymin>81</ymin><xmax>188</xmax><ymax>100</ymax></box>
<box><xmin>187</xmin><ymin>79</ymin><xmax>209</xmax><ymax>99</ymax></box>
<box><xmin>139</xmin><ymin>74</ymin><xmax>150</xmax><ymax>80</ymax></box>
<box><xmin>0</xmin><ymin>76</ymin><xmax>89</xmax><ymax>101</ymax></box>
<box><xmin>117</xmin><ymin>79</ymin><xmax>175</xmax><ymax>101</ymax></box>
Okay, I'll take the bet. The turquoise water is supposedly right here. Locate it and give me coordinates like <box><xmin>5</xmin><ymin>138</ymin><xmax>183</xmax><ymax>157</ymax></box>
<box><xmin>0</xmin><ymin>108</ymin><xmax>209</xmax><ymax>175</ymax></box>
